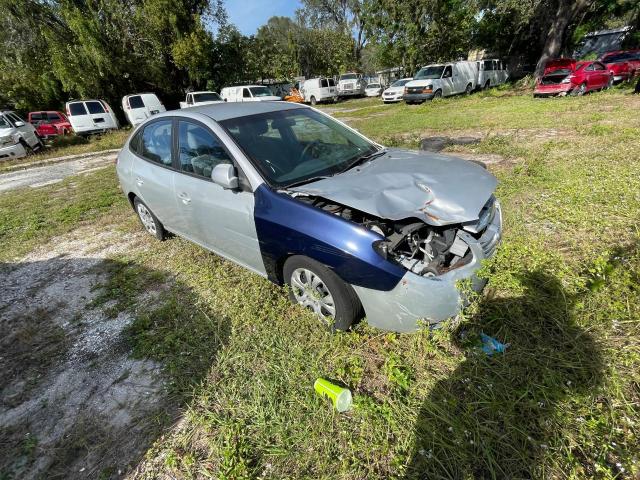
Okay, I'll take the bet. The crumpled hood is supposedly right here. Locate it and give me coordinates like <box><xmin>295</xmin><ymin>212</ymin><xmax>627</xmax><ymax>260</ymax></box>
<box><xmin>0</xmin><ymin>127</ymin><xmax>16</xmax><ymax>137</ymax></box>
<box><xmin>291</xmin><ymin>148</ymin><xmax>497</xmax><ymax>226</ymax></box>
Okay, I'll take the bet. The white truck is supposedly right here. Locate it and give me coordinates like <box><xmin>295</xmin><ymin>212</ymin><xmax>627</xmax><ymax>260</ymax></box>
<box><xmin>403</xmin><ymin>61</ymin><xmax>479</xmax><ymax>104</ymax></box>
<box><xmin>180</xmin><ymin>91</ymin><xmax>224</xmax><ymax>109</ymax></box>
<box><xmin>337</xmin><ymin>73</ymin><xmax>366</xmax><ymax>97</ymax></box>
<box><xmin>220</xmin><ymin>86</ymin><xmax>281</xmax><ymax>102</ymax></box>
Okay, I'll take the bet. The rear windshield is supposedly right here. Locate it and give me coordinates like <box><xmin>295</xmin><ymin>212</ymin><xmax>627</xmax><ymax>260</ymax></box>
<box><xmin>193</xmin><ymin>92</ymin><xmax>222</xmax><ymax>102</ymax></box>
<box><xmin>30</xmin><ymin>112</ymin><xmax>46</xmax><ymax>122</ymax></box>
<box><xmin>321</xmin><ymin>79</ymin><xmax>329</xmax><ymax>88</ymax></box>
<box><xmin>340</xmin><ymin>74</ymin><xmax>357</xmax><ymax>80</ymax></box>
<box><xmin>248</xmin><ymin>87</ymin><xmax>273</xmax><ymax>97</ymax></box>
<box><xmin>128</xmin><ymin>95</ymin><xmax>144</xmax><ymax>109</ymax></box>
<box><xmin>368</xmin><ymin>83</ymin><xmax>381</xmax><ymax>88</ymax></box>
<box><xmin>86</xmin><ymin>101</ymin><xmax>106</xmax><ymax>114</ymax></box>
<box><xmin>68</xmin><ymin>103</ymin><xmax>88</xmax><ymax>116</ymax></box>
<box><xmin>48</xmin><ymin>112</ymin><xmax>62</xmax><ymax>121</ymax></box>
<box><xmin>328</xmin><ymin>79</ymin><xmax>335</xmax><ymax>87</ymax></box>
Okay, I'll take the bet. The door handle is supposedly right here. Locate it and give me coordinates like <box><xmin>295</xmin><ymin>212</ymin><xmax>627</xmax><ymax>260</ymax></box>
<box><xmin>136</xmin><ymin>177</ymin><xmax>144</xmax><ymax>186</ymax></box>
<box><xmin>178</xmin><ymin>192</ymin><xmax>191</xmax><ymax>205</ymax></box>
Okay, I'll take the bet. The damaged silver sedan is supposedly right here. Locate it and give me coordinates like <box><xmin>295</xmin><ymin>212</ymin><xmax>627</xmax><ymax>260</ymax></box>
<box><xmin>116</xmin><ymin>101</ymin><xmax>501</xmax><ymax>332</ymax></box>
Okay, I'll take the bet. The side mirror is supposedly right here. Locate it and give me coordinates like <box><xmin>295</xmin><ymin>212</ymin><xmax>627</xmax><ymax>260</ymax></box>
<box><xmin>211</xmin><ymin>163</ymin><xmax>239</xmax><ymax>189</ymax></box>
<box><xmin>14</xmin><ymin>121</ymin><xmax>24</xmax><ymax>127</ymax></box>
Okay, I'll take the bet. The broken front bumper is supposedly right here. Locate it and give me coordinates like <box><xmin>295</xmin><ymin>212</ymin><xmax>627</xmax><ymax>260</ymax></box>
<box><xmin>353</xmin><ymin>201</ymin><xmax>502</xmax><ymax>333</ymax></box>
<box><xmin>533</xmin><ymin>84</ymin><xmax>572</xmax><ymax>97</ymax></box>
<box><xmin>0</xmin><ymin>142</ymin><xmax>27</xmax><ymax>160</ymax></box>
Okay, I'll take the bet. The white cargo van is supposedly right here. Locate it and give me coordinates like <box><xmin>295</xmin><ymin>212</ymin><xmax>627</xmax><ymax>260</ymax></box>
<box><xmin>220</xmin><ymin>86</ymin><xmax>281</xmax><ymax>102</ymax></box>
<box><xmin>476</xmin><ymin>59</ymin><xmax>509</xmax><ymax>89</ymax></box>
<box><xmin>65</xmin><ymin>99</ymin><xmax>119</xmax><ymax>135</ymax></box>
<box><xmin>179</xmin><ymin>91</ymin><xmax>224</xmax><ymax>109</ymax></box>
<box><xmin>403</xmin><ymin>62</ymin><xmax>479</xmax><ymax>104</ymax></box>
<box><xmin>301</xmin><ymin>78</ymin><xmax>337</xmax><ymax>105</ymax></box>
<box><xmin>122</xmin><ymin>93</ymin><xmax>166</xmax><ymax>126</ymax></box>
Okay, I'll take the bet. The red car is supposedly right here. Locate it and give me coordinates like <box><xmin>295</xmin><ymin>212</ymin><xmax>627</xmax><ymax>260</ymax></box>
<box><xmin>27</xmin><ymin>111</ymin><xmax>73</xmax><ymax>139</ymax></box>
<box><xmin>600</xmin><ymin>50</ymin><xmax>640</xmax><ymax>82</ymax></box>
<box><xmin>534</xmin><ymin>59</ymin><xmax>612</xmax><ymax>97</ymax></box>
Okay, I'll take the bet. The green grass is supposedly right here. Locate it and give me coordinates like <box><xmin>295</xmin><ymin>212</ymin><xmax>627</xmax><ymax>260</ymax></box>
<box><xmin>1</xmin><ymin>86</ymin><xmax>639</xmax><ymax>479</ymax></box>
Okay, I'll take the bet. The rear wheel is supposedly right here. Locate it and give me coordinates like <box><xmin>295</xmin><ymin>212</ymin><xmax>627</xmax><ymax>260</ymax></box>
<box><xmin>19</xmin><ymin>138</ymin><xmax>35</xmax><ymax>156</ymax></box>
<box><xmin>310</xmin><ymin>96</ymin><xmax>317</xmax><ymax>106</ymax></box>
<box><xmin>133</xmin><ymin>197</ymin><xmax>166</xmax><ymax>240</ymax></box>
<box><xmin>604</xmin><ymin>76</ymin><xmax>613</xmax><ymax>90</ymax></box>
<box><xmin>484</xmin><ymin>80</ymin><xmax>490</xmax><ymax>90</ymax></box>
<box><xmin>283</xmin><ymin>256</ymin><xmax>361</xmax><ymax>331</ymax></box>
<box><xmin>465</xmin><ymin>83</ymin><xmax>473</xmax><ymax>95</ymax></box>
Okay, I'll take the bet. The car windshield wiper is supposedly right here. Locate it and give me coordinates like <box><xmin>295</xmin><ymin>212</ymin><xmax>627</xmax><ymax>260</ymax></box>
<box><xmin>341</xmin><ymin>148</ymin><xmax>387</xmax><ymax>173</ymax></box>
<box><xmin>284</xmin><ymin>175</ymin><xmax>330</xmax><ymax>189</ymax></box>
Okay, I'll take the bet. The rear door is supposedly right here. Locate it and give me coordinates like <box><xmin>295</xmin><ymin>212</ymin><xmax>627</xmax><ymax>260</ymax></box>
<box><xmin>130</xmin><ymin>118</ymin><xmax>179</xmax><ymax>228</ymax></box>
<box><xmin>85</xmin><ymin>100</ymin><xmax>114</xmax><ymax>129</ymax></box>
<box><xmin>172</xmin><ymin>118</ymin><xmax>265</xmax><ymax>272</ymax></box>
<box><xmin>126</xmin><ymin>95</ymin><xmax>148</xmax><ymax>125</ymax></box>
<box><xmin>592</xmin><ymin>62</ymin><xmax>609</xmax><ymax>88</ymax></box>
<box><xmin>67</xmin><ymin>102</ymin><xmax>92</xmax><ymax>132</ymax></box>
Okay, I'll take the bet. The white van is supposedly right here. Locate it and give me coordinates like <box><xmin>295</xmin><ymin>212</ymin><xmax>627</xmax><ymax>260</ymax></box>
<box><xmin>179</xmin><ymin>91</ymin><xmax>224</xmax><ymax>109</ymax></box>
<box><xmin>403</xmin><ymin>62</ymin><xmax>479</xmax><ymax>104</ymax></box>
<box><xmin>476</xmin><ymin>59</ymin><xmax>509</xmax><ymax>89</ymax></box>
<box><xmin>65</xmin><ymin>99</ymin><xmax>119</xmax><ymax>135</ymax></box>
<box><xmin>122</xmin><ymin>93</ymin><xmax>166</xmax><ymax>126</ymax></box>
<box><xmin>301</xmin><ymin>78</ymin><xmax>337</xmax><ymax>105</ymax></box>
<box><xmin>220</xmin><ymin>86</ymin><xmax>281</xmax><ymax>102</ymax></box>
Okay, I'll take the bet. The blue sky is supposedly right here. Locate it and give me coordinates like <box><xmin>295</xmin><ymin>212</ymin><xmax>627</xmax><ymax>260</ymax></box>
<box><xmin>225</xmin><ymin>0</ymin><xmax>302</xmax><ymax>35</ymax></box>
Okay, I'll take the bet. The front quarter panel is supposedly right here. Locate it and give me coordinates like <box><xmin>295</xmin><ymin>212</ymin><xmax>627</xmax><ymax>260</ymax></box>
<box><xmin>253</xmin><ymin>185</ymin><xmax>406</xmax><ymax>291</ymax></box>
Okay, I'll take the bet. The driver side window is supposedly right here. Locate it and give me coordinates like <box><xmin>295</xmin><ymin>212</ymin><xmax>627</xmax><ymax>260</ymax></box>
<box><xmin>178</xmin><ymin>120</ymin><xmax>232</xmax><ymax>179</ymax></box>
<box><xmin>443</xmin><ymin>66</ymin><xmax>453</xmax><ymax>78</ymax></box>
<box><xmin>243</xmin><ymin>88</ymin><xmax>251</xmax><ymax>98</ymax></box>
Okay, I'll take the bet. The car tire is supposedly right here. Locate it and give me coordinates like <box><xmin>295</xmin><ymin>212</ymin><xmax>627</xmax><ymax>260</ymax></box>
<box><xmin>19</xmin><ymin>138</ymin><xmax>35</xmax><ymax>156</ymax></box>
<box><xmin>433</xmin><ymin>90</ymin><xmax>443</xmax><ymax>100</ymax></box>
<box><xmin>310</xmin><ymin>96</ymin><xmax>317</xmax><ymax>106</ymax></box>
<box><xmin>133</xmin><ymin>197</ymin><xmax>166</xmax><ymax>241</ymax></box>
<box><xmin>572</xmin><ymin>83</ymin><xmax>587</xmax><ymax>96</ymax></box>
<box><xmin>484</xmin><ymin>80</ymin><xmax>490</xmax><ymax>90</ymax></box>
<box><xmin>465</xmin><ymin>83</ymin><xmax>473</xmax><ymax>95</ymax></box>
<box><xmin>283</xmin><ymin>255</ymin><xmax>361</xmax><ymax>331</ymax></box>
<box><xmin>605</xmin><ymin>77</ymin><xmax>613</xmax><ymax>90</ymax></box>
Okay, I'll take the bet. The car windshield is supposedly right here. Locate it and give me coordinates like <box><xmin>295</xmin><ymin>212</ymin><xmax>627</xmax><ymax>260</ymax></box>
<box><xmin>545</xmin><ymin>68</ymin><xmax>573</xmax><ymax>75</ymax></box>
<box><xmin>602</xmin><ymin>52</ymin><xmax>634</xmax><ymax>62</ymax></box>
<box><xmin>414</xmin><ymin>66</ymin><xmax>445</xmax><ymax>80</ymax></box>
<box><xmin>391</xmin><ymin>79</ymin><xmax>411</xmax><ymax>87</ymax></box>
<box><xmin>0</xmin><ymin>115</ymin><xmax>10</xmax><ymax>128</ymax></box>
<box><xmin>221</xmin><ymin>108</ymin><xmax>378</xmax><ymax>188</ymax></box>
<box><xmin>194</xmin><ymin>92</ymin><xmax>221</xmax><ymax>102</ymax></box>
<box><xmin>340</xmin><ymin>74</ymin><xmax>357</xmax><ymax>80</ymax></box>
<box><xmin>248</xmin><ymin>87</ymin><xmax>273</xmax><ymax>97</ymax></box>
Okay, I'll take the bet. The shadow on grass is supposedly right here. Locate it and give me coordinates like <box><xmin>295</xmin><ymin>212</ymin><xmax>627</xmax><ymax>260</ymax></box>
<box><xmin>404</xmin><ymin>268</ymin><xmax>604</xmax><ymax>479</ymax></box>
<box><xmin>0</xmin><ymin>256</ymin><xmax>230</xmax><ymax>480</ymax></box>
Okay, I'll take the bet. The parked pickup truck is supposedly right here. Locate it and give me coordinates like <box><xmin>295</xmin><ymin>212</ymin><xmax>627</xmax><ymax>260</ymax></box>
<box><xmin>180</xmin><ymin>91</ymin><xmax>224</xmax><ymax>109</ymax></box>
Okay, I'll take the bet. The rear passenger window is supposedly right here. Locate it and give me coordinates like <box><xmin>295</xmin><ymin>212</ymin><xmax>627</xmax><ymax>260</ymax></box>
<box><xmin>68</xmin><ymin>103</ymin><xmax>87</xmax><ymax>116</ymax></box>
<box><xmin>328</xmin><ymin>78</ymin><xmax>335</xmax><ymax>87</ymax></box>
<box><xmin>128</xmin><ymin>96</ymin><xmax>144</xmax><ymax>109</ymax></box>
<box><xmin>140</xmin><ymin>120</ymin><xmax>173</xmax><ymax>166</ymax></box>
<box><xmin>178</xmin><ymin>121</ymin><xmax>231</xmax><ymax>179</ymax></box>
<box><xmin>86</xmin><ymin>101</ymin><xmax>105</xmax><ymax>114</ymax></box>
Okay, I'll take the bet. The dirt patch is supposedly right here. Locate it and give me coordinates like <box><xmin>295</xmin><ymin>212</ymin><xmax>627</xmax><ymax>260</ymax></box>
<box><xmin>0</xmin><ymin>226</ymin><xmax>172</xmax><ymax>479</ymax></box>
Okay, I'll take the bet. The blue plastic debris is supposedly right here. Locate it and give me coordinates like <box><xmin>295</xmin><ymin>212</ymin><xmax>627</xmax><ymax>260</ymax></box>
<box><xmin>480</xmin><ymin>333</ymin><xmax>509</xmax><ymax>355</ymax></box>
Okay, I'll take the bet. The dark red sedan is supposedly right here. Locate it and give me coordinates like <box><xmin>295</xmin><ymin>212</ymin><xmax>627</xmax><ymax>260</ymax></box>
<box><xmin>534</xmin><ymin>59</ymin><xmax>612</xmax><ymax>97</ymax></box>
<box><xmin>600</xmin><ymin>50</ymin><xmax>640</xmax><ymax>83</ymax></box>
<box><xmin>27</xmin><ymin>111</ymin><xmax>73</xmax><ymax>139</ymax></box>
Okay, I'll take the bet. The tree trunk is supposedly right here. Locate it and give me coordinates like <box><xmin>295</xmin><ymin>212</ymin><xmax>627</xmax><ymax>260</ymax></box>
<box><xmin>534</xmin><ymin>0</ymin><xmax>593</xmax><ymax>78</ymax></box>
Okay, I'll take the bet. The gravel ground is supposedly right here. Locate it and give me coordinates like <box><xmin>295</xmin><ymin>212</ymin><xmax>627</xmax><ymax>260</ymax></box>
<box><xmin>0</xmin><ymin>152</ymin><xmax>117</xmax><ymax>192</ymax></box>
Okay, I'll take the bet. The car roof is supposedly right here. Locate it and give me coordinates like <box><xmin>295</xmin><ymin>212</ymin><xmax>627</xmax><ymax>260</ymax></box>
<box><xmin>183</xmin><ymin>101</ymin><xmax>307</xmax><ymax>122</ymax></box>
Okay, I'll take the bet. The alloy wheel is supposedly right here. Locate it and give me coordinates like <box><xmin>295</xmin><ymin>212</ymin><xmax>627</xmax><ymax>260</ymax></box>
<box><xmin>290</xmin><ymin>267</ymin><xmax>336</xmax><ymax>321</ymax></box>
<box><xmin>137</xmin><ymin>203</ymin><xmax>157</xmax><ymax>235</ymax></box>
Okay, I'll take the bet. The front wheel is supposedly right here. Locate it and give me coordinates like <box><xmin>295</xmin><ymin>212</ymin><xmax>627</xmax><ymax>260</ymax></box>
<box><xmin>310</xmin><ymin>96</ymin><xmax>317</xmax><ymax>106</ymax></box>
<box><xmin>572</xmin><ymin>83</ymin><xmax>587</xmax><ymax>96</ymax></box>
<box><xmin>284</xmin><ymin>256</ymin><xmax>361</xmax><ymax>331</ymax></box>
<box><xmin>433</xmin><ymin>90</ymin><xmax>443</xmax><ymax>100</ymax></box>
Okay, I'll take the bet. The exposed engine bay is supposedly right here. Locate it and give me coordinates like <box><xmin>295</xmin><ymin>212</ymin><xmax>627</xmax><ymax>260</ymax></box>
<box><xmin>294</xmin><ymin>195</ymin><xmax>478</xmax><ymax>277</ymax></box>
